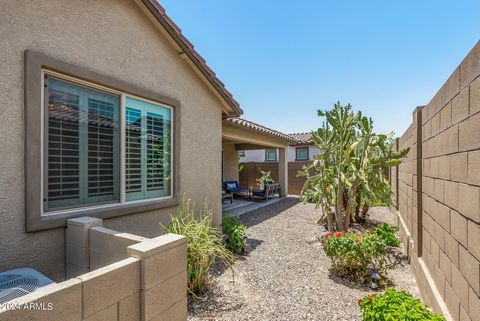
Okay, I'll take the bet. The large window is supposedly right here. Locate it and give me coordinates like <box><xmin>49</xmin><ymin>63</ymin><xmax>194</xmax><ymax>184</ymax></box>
<box><xmin>44</xmin><ymin>75</ymin><xmax>172</xmax><ymax>213</ymax></box>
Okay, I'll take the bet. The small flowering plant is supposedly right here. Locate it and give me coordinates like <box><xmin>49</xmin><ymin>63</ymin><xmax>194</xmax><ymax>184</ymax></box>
<box><xmin>372</xmin><ymin>223</ymin><xmax>400</xmax><ymax>247</ymax></box>
<box><xmin>321</xmin><ymin>231</ymin><xmax>387</xmax><ymax>281</ymax></box>
<box><xmin>358</xmin><ymin>289</ymin><xmax>446</xmax><ymax>321</ymax></box>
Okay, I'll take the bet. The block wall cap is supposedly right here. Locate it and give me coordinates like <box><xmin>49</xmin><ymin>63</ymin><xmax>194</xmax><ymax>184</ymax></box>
<box><xmin>76</xmin><ymin>257</ymin><xmax>140</xmax><ymax>282</ymax></box>
<box><xmin>90</xmin><ymin>226</ymin><xmax>148</xmax><ymax>243</ymax></box>
<box><xmin>67</xmin><ymin>216</ymin><xmax>103</xmax><ymax>228</ymax></box>
<box><xmin>127</xmin><ymin>233</ymin><xmax>186</xmax><ymax>258</ymax></box>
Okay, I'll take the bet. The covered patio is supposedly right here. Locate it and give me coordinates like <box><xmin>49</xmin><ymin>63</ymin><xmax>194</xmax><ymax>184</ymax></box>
<box><xmin>222</xmin><ymin>118</ymin><xmax>296</xmax><ymax>214</ymax></box>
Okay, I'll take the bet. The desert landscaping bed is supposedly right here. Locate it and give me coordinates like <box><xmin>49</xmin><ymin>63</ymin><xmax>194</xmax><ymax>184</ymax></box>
<box><xmin>188</xmin><ymin>197</ymin><xmax>419</xmax><ymax>321</ymax></box>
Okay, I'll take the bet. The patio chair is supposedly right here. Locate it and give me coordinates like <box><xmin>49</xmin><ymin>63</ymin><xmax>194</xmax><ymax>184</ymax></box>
<box><xmin>251</xmin><ymin>183</ymin><xmax>281</xmax><ymax>201</ymax></box>
<box><xmin>222</xmin><ymin>181</ymin><xmax>249</xmax><ymax>197</ymax></box>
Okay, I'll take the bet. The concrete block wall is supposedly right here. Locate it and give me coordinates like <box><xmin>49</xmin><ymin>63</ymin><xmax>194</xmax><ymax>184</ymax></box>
<box><xmin>0</xmin><ymin>258</ymin><xmax>142</xmax><ymax>321</ymax></box>
<box><xmin>0</xmin><ymin>221</ymin><xmax>187</xmax><ymax>321</ymax></box>
<box><xmin>66</xmin><ymin>217</ymin><xmax>147</xmax><ymax>277</ymax></box>
<box><xmin>89</xmin><ymin>226</ymin><xmax>147</xmax><ymax>271</ymax></box>
<box><xmin>392</xmin><ymin>41</ymin><xmax>480</xmax><ymax>321</ymax></box>
<box><xmin>397</xmin><ymin>110</ymin><xmax>421</xmax><ymax>256</ymax></box>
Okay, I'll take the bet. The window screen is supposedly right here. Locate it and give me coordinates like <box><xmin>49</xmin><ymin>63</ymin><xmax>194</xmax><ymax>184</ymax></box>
<box><xmin>46</xmin><ymin>77</ymin><xmax>120</xmax><ymax>210</ymax></box>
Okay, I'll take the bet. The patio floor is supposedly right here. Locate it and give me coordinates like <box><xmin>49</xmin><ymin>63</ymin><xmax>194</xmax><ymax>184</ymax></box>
<box><xmin>222</xmin><ymin>196</ymin><xmax>283</xmax><ymax>217</ymax></box>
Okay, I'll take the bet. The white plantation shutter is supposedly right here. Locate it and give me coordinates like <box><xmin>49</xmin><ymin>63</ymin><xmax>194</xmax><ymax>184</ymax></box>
<box><xmin>125</xmin><ymin>97</ymin><xmax>171</xmax><ymax>201</ymax></box>
<box><xmin>44</xmin><ymin>76</ymin><xmax>172</xmax><ymax>212</ymax></box>
<box><xmin>47</xmin><ymin>88</ymin><xmax>81</xmax><ymax>207</ymax></box>
<box><xmin>87</xmin><ymin>98</ymin><xmax>119</xmax><ymax>200</ymax></box>
<box><xmin>146</xmin><ymin>112</ymin><xmax>164</xmax><ymax>192</ymax></box>
<box><xmin>126</xmin><ymin>107</ymin><xmax>143</xmax><ymax>195</ymax></box>
<box><xmin>45</xmin><ymin>77</ymin><xmax>120</xmax><ymax>210</ymax></box>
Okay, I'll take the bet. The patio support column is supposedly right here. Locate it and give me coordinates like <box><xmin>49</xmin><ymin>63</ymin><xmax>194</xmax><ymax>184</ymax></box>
<box><xmin>278</xmin><ymin>147</ymin><xmax>288</xmax><ymax>196</ymax></box>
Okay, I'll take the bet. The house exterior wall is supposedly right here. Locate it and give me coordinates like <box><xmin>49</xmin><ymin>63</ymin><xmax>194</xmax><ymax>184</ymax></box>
<box><xmin>240</xmin><ymin>149</ymin><xmax>268</xmax><ymax>162</ymax></box>
<box><xmin>0</xmin><ymin>0</ymin><xmax>223</xmax><ymax>280</ymax></box>
<box><xmin>222</xmin><ymin>143</ymin><xmax>239</xmax><ymax>182</ymax></box>
<box><xmin>288</xmin><ymin>145</ymin><xmax>320</xmax><ymax>162</ymax></box>
<box><xmin>391</xmin><ymin>41</ymin><xmax>480</xmax><ymax>321</ymax></box>
<box><xmin>240</xmin><ymin>145</ymin><xmax>320</xmax><ymax>162</ymax></box>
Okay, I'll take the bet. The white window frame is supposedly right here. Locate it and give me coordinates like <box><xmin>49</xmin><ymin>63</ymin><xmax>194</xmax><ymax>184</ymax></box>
<box><xmin>40</xmin><ymin>70</ymin><xmax>174</xmax><ymax>217</ymax></box>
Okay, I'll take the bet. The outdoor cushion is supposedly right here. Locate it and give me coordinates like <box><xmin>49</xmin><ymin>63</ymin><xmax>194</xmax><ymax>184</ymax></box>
<box><xmin>226</xmin><ymin>183</ymin><xmax>237</xmax><ymax>190</ymax></box>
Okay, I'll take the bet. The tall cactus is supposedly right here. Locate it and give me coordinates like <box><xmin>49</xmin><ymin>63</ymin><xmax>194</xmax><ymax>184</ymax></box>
<box><xmin>300</xmin><ymin>102</ymin><xmax>408</xmax><ymax>231</ymax></box>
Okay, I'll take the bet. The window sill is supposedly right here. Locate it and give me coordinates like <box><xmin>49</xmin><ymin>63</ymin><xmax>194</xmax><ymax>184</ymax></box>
<box><xmin>27</xmin><ymin>197</ymin><xmax>178</xmax><ymax>232</ymax></box>
<box><xmin>295</xmin><ymin>159</ymin><xmax>310</xmax><ymax>162</ymax></box>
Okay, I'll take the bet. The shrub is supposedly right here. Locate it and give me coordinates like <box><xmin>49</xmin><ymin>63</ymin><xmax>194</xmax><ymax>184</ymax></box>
<box><xmin>359</xmin><ymin>289</ymin><xmax>446</xmax><ymax>321</ymax></box>
<box><xmin>373</xmin><ymin>223</ymin><xmax>400</xmax><ymax>247</ymax></box>
<box><xmin>257</xmin><ymin>169</ymin><xmax>274</xmax><ymax>187</ymax></box>
<box><xmin>321</xmin><ymin>231</ymin><xmax>387</xmax><ymax>281</ymax></box>
<box><xmin>162</xmin><ymin>198</ymin><xmax>235</xmax><ymax>294</ymax></box>
<box><xmin>222</xmin><ymin>212</ymin><xmax>246</xmax><ymax>254</ymax></box>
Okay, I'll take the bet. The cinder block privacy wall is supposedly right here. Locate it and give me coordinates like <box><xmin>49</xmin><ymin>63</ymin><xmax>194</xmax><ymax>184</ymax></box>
<box><xmin>391</xmin><ymin>41</ymin><xmax>480</xmax><ymax>321</ymax></box>
<box><xmin>0</xmin><ymin>217</ymin><xmax>187</xmax><ymax>321</ymax></box>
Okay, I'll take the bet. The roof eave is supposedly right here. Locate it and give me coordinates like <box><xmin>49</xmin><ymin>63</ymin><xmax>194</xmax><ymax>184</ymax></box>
<box><xmin>140</xmin><ymin>0</ymin><xmax>243</xmax><ymax>117</ymax></box>
<box><xmin>223</xmin><ymin>119</ymin><xmax>297</xmax><ymax>145</ymax></box>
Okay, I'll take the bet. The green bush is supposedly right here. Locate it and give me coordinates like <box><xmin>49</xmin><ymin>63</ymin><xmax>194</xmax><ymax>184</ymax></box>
<box><xmin>222</xmin><ymin>212</ymin><xmax>246</xmax><ymax>254</ymax></box>
<box><xmin>321</xmin><ymin>231</ymin><xmax>387</xmax><ymax>281</ymax></box>
<box><xmin>373</xmin><ymin>223</ymin><xmax>400</xmax><ymax>247</ymax></box>
<box><xmin>256</xmin><ymin>169</ymin><xmax>274</xmax><ymax>187</ymax></box>
<box><xmin>162</xmin><ymin>198</ymin><xmax>235</xmax><ymax>294</ymax></box>
<box><xmin>359</xmin><ymin>289</ymin><xmax>446</xmax><ymax>320</ymax></box>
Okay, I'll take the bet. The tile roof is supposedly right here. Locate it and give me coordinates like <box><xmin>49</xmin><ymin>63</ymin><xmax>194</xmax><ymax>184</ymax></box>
<box><xmin>289</xmin><ymin>132</ymin><xmax>314</xmax><ymax>144</ymax></box>
<box><xmin>141</xmin><ymin>0</ymin><xmax>242</xmax><ymax>117</ymax></box>
<box><xmin>224</xmin><ymin>118</ymin><xmax>297</xmax><ymax>143</ymax></box>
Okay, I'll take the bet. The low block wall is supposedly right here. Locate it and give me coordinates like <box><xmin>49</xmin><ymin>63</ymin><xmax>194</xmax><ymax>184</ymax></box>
<box><xmin>0</xmin><ymin>218</ymin><xmax>187</xmax><ymax>321</ymax></box>
<box><xmin>392</xmin><ymin>41</ymin><xmax>480</xmax><ymax>321</ymax></box>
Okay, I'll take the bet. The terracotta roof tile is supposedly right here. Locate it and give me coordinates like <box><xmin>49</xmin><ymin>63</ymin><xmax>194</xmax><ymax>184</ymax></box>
<box><xmin>224</xmin><ymin>118</ymin><xmax>297</xmax><ymax>143</ymax></box>
<box><xmin>289</xmin><ymin>132</ymin><xmax>314</xmax><ymax>144</ymax></box>
<box><xmin>142</xmin><ymin>0</ymin><xmax>242</xmax><ymax>116</ymax></box>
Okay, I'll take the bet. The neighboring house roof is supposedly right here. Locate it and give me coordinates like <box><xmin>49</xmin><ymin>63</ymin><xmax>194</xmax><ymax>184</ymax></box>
<box><xmin>141</xmin><ymin>0</ymin><xmax>242</xmax><ymax>117</ymax></box>
<box><xmin>289</xmin><ymin>132</ymin><xmax>314</xmax><ymax>144</ymax></box>
<box><xmin>224</xmin><ymin>118</ymin><xmax>297</xmax><ymax>144</ymax></box>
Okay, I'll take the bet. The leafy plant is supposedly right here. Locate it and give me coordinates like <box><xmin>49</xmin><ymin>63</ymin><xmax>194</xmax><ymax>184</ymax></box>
<box><xmin>359</xmin><ymin>289</ymin><xmax>446</xmax><ymax>321</ymax></box>
<box><xmin>237</xmin><ymin>154</ymin><xmax>244</xmax><ymax>173</ymax></box>
<box><xmin>222</xmin><ymin>212</ymin><xmax>247</xmax><ymax>254</ymax></box>
<box><xmin>162</xmin><ymin>198</ymin><xmax>235</xmax><ymax>294</ymax></box>
<box><xmin>299</xmin><ymin>102</ymin><xmax>409</xmax><ymax>230</ymax></box>
<box><xmin>256</xmin><ymin>169</ymin><xmax>274</xmax><ymax>187</ymax></box>
<box><xmin>321</xmin><ymin>231</ymin><xmax>387</xmax><ymax>281</ymax></box>
<box><xmin>373</xmin><ymin>223</ymin><xmax>400</xmax><ymax>247</ymax></box>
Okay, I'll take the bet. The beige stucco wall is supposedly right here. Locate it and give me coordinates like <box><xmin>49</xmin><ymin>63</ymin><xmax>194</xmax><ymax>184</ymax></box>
<box><xmin>0</xmin><ymin>0</ymin><xmax>223</xmax><ymax>280</ymax></box>
<box><xmin>222</xmin><ymin>143</ymin><xmax>239</xmax><ymax>182</ymax></box>
<box><xmin>240</xmin><ymin>145</ymin><xmax>321</xmax><ymax>162</ymax></box>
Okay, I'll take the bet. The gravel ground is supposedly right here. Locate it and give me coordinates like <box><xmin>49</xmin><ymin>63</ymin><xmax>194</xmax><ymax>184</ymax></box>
<box><xmin>188</xmin><ymin>197</ymin><xmax>419</xmax><ymax>321</ymax></box>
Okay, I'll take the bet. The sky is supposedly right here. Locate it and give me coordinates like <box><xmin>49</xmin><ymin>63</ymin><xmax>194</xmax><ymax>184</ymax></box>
<box><xmin>160</xmin><ymin>0</ymin><xmax>480</xmax><ymax>136</ymax></box>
